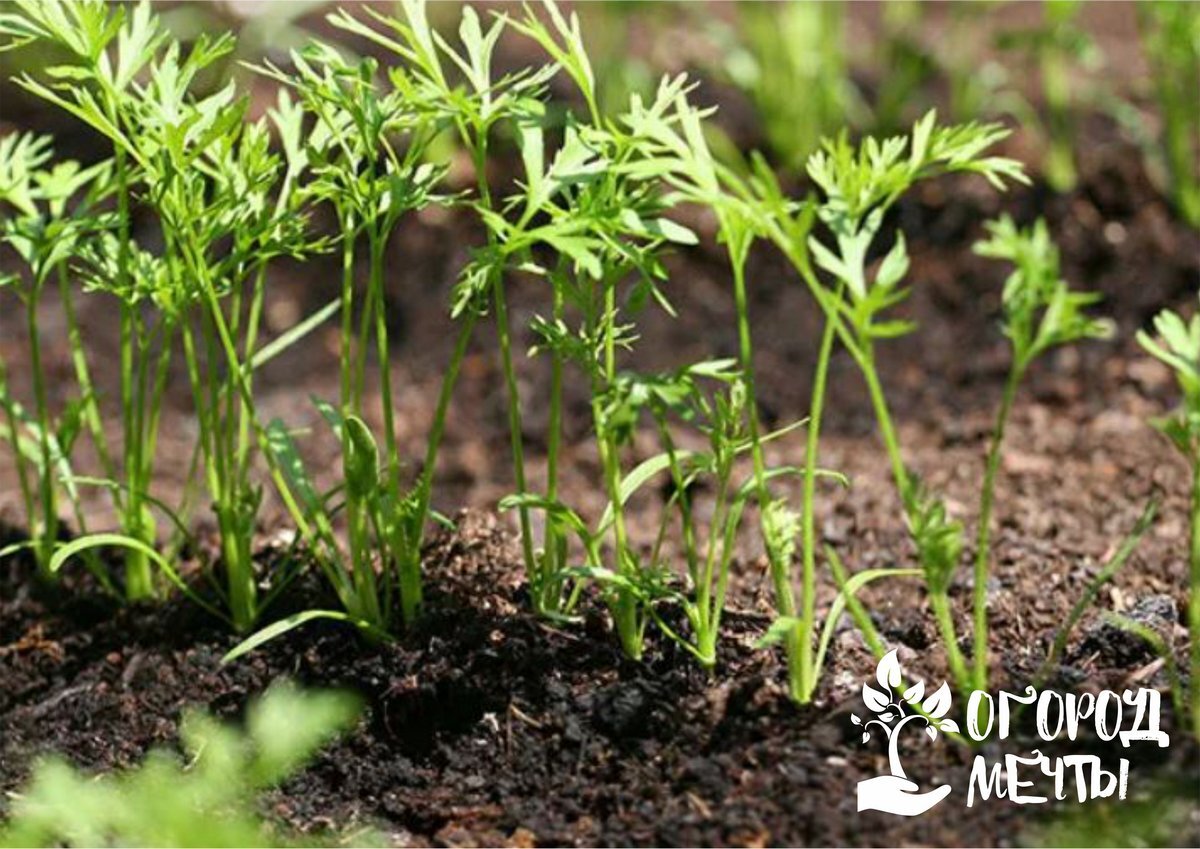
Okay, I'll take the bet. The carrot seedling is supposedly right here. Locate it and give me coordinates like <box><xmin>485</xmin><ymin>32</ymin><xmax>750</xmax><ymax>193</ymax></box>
<box><xmin>0</xmin><ymin>133</ymin><xmax>109</xmax><ymax>585</ymax></box>
<box><xmin>772</xmin><ymin>112</ymin><xmax>1028</xmax><ymax>696</ymax></box>
<box><xmin>1138</xmin><ymin>296</ymin><xmax>1200</xmax><ymax>739</ymax></box>
<box><xmin>969</xmin><ymin>215</ymin><xmax>1113</xmax><ymax>688</ymax></box>
<box><xmin>0</xmin><ymin>0</ymin><xmax>176</xmax><ymax>599</ymax></box>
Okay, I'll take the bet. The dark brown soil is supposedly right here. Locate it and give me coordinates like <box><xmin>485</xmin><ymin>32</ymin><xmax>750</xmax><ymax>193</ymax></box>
<box><xmin>2</xmin><ymin>12</ymin><xmax>1200</xmax><ymax>843</ymax></box>
<box><xmin>1</xmin><ymin>496</ymin><xmax>1198</xmax><ymax>848</ymax></box>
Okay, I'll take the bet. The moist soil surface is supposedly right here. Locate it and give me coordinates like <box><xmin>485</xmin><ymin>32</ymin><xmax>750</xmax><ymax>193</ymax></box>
<box><xmin>2</xmin><ymin>100</ymin><xmax>1200</xmax><ymax>847</ymax></box>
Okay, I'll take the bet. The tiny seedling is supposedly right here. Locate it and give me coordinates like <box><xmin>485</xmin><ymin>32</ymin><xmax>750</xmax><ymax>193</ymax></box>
<box><xmin>731</xmin><ymin>111</ymin><xmax>1026</xmax><ymax>700</ymax></box>
<box><xmin>969</xmin><ymin>214</ymin><xmax>1113</xmax><ymax>689</ymax></box>
<box><xmin>1138</xmin><ymin>295</ymin><xmax>1200</xmax><ymax>739</ymax></box>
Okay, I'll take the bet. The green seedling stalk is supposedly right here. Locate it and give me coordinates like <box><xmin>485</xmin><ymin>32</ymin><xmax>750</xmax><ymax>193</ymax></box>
<box><xmin>0</xmin><ymin>355</ymin><xmax>37</xmax><ymax>559</ymax></box>
<box><xmin>1026</xmin><ymin>495</ymin><xmax>1159</xmax><ymax>694</ymax></box>
<box><xmin>659</xmin><ymin>421</ymin><xmax>705</xmax><ymax>656</ymax></box>
<box><xmin>797</xmin><ymin>291</ymin><xmax>841</xmax><ymax>701</ymax></box>
<box><xmin>929</xmin><ymin>590</ymin><xmax>971</xmax><ymax>691</ymax></box>
<box><xmin>856</xmin><ymin>335</ymin><xmax>971</xmax><ymax>694</ymax></box>
<box><xmin>368</xmin><ymin>226</ymin><xmax>400</xmax><ymax>624</ymax></box>
<box><xmin>84</xmin><ymin>107</ymin><xmax>151</xmax><ymax>597</ymax></box>
<box><xmin>334</xmin><ymin>213</ymin><xmax>384</xmax><ymax>626</ymax></box>
<box><xmin>655</xmin><ymin>410</ymin><xmax>732</xmax><ymax>669</ymax></box>
<box><xmin>198</xmin><ymin>289</ymin><xmax>259</xmax><ymax>633</ymax></box>
<box><xmin>597</xmin><ymin>277</ymin><xmax>641</xmax><ymax>660</ymax></box>
<box><xmin>540</xmin><ymin>278</ymin><xmax>567</xmax><ymax>614</ymax></box>
<box><xmin>699</xmin><ymin>456</ymin><xmax>737</xmax><ymax>668</ymax></box>
<box><xmin>367</xmin><ymin>229</ymin><xmax>400</xmax><ymax>502</ymax></box>
<box><xmin>24</xmin><ymin>284</ymin><xmax>57</xmax><ymax>577</ymax></box>
<box><xmin>339</xmin><ymin>213</ymin><xmax>357</xmax><ymax>413</ymax></box>
<box><xmin>1138</xmin><ymin>298</ymin><xmax>1200</xmax><ymax>738</ymax></box>
<box><xmin>112</xmin><ymin>141</ymin><xmax>157</xmax><ymax>602</ymax></box>
<box><xmin>493</xmin><ymin>271</ymin><xmax>537</xmax><ymax>583</ymax></box>
<box><xmin>971</xmin><ymin>363</ymin><xmax>1023</xmax><ymax>690</ymax></box>
<box><xmin>405</xmin><ymin>315</ymin><xmax>477</xmax><ymax>621</ymax></box>
<box><xmin>856</xmin><ymin>344</ymin><xmax>910</xmax><ymax>502</ymax></box>
<box><xmin>474</xmin><ymin>127</ymin><xmax>537</xmax><ymax>592</ymax></box>
<box><xmin>234</xmin><ymin>263</ymin><xmax>268</xmax><ymax>476</ymax></box>
<box><xmin>729</xmin><ymin>239</ymin><xmax>802</xmax><ymax>699</ymax></box>
<box><xmin>58</xmin><ymin>264</ymin><xmax>116</xmax><ymax>489</ymax></box>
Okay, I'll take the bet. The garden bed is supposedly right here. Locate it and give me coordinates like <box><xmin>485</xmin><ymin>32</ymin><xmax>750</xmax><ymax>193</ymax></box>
<box><xmin>2</xmin><ymin>120</ymin><xmax>1197</xmax><ymax>845</ymax></box>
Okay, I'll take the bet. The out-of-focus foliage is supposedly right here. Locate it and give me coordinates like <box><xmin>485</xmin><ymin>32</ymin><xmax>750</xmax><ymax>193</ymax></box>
<box><xmin>0</xmin><ymin>682</ymin><xmax>364</xmax><ymax>848</ymax></box>
<box><xmin>1021</xmin><ymin>781</ymin><xmax>1195</xmax><ymax>848</ymax></box>
<box><xmin>1137</xmin><ymin>1</ymin><xmax>1200</xmax><ymax>227</ymax></box>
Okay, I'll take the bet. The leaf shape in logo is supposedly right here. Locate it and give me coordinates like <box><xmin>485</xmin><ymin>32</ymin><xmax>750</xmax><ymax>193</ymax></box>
<box><xmin>902</xmin><ymin>680</ymin><xmax>925</xmax><ymax>704</ymax></box>
<box><xmin>863</xmin><ymin>683</ymin><xmax>890</xmax><ymax>713</ymax></box>
<box><xmin>926</xmin><ymin>725</ymin><xmax>938</xmax><ymax>741</ymax></box>
<box><xmin>922</xmin><ymin>681</ymin><xmax>952</xmax><ymax>719</ymax></box>
<box><xmin>862</xmin><ymin>732</ymin><xmax>870</xmax><ymax>744</ymax></box>
<box><xmin>851</xmin><ymin>714</ymin><xmax>862</xmax><ymax>726</ymax></box>
<box><xmin>876</xmin><ymin>648</ymin><xmax>902</xmax><ymax>691</ymax></box>
<box><xmin>938</xmin><ymin>718</ymin><xmax>959</xmax><ymax>734</ymax></box>
<box><xmin>879</xmin><ymin>711</ymin><xmax>896</xmax><ymax>723</ymax></box>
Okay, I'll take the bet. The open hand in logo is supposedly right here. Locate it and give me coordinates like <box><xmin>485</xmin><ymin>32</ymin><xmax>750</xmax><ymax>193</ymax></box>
<box><xmin>857</xmin><ymin>774</ymin><xmax>952</xmax><ymax>816</ymax></box>
<box><xmin>853</xmin><ymin>650</ymin><xmax>957</xmax><ymax>816</ymax></box>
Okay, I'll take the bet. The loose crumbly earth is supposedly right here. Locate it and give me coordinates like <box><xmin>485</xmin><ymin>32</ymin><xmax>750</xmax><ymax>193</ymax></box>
<box><xmin>1</xmin><ymin>8</ymin><xmax>1199</xmax><ymax>841</ymax></box>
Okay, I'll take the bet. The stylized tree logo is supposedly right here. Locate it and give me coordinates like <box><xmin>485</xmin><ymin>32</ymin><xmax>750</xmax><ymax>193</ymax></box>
<box><xmin>853</xmin><ymin>649</ymin><xmax>957</xmax><ymax>816</ymax></box>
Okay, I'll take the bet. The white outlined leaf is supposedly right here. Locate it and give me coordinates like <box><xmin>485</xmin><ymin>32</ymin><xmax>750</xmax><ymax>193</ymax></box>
<box><xmin>863</xmin><ymin>683</ymin><xmax>889</xmax><ymax>713</ymax></box>
<box><xmin>879</xmin><ymin>712</ymin><xmax>895</xmax><ymax>723</ymax></box>
<box><xmin>876</xmin><ymin>648</ymin><xmax>902</xmax><ymax>691</ymax></box>
<box><xmin>862</xmin><ymin>732</ymin><xmax>870</xmax><ymax>744</ymax></box>
<box><xmin>902</xmin><ymin>680</ymin><xmax>924</xmax><ymax>704</ymax></box>
<box><xmin>926</xmin><ymin>726</ymin><xmax>938</xmax><ymax>741</ymax></box>
<box><xmin>922</xmin><ymin>682</ymin><xmax>951</xmax><ymax>719</ymax></box>
<box><xmin>939</xmin><ymin>718</ymin><xmax>959</xmax><ymax>734</ymax></box>
<box><xmin>850</xmin><ymin>714</ymin><xmax>861</xmax><ymax>726</ymax></box>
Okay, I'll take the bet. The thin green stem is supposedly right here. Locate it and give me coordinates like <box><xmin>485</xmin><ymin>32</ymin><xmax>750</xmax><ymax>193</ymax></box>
<box><xmin>111</xmin><ymin>145</ymin><xmax>154</xmax><ymax>601</ymax></box>
<box><xmin>729</xmin><ymin>236</ymin><xmax>803</xmax><ymax>698</ymax></box>
<box><xmin>235</xmin><ymin>264</ymin><xmax>268</xmax><ymax>476</ymax></box>
<box><xmin>972</xmin><ymin>364</ymin><xmax>1023</xmax><ymax>690</ymax></box>
<box><xmin>798</xmin><ymin>304</ymin><xmax>840</xmax><ymax>701</ymax></box>
<box><xmin>697</xmin><ymin>466</ymin><xmax>730</xmax><ymax>668</ymax></box>
<box><xmin>339</xmin><ymin>216</ymin><xmax>356</xmax><ymax>414</ymax></box>
<box><xmin>141</xmin><ymin>320</ymin><xmax>174</xmax><ymax>493</ymax></box>
<box><xmin>401</xmin><ymin>313</ymin><xmax>478</xmax><ymax>625</ymax></box>
<box><xmin>857</xmin><ymin>344</ymin><xmax>910</xmax><ymax>502</ymax></box>
<box><xmin>368</xmin><ymin>229</ymin><xmax>400</xmax><ymax>489</ymax></box>
<box><xmin>58</xmin><ymin>265</ymin><xmax>117</xmax><ymax>494</ymax></box>
<box><xmin>26</xmin><ymin>287</ymin><xmax>57</xmax><ymax>576</ymax></box>
<box><xmin>369</xmin><ymin>226</ymin><xmax>399</xmax><ymax>628</ymax></box>
<box><xmin>540</xmin><ymin>281</ymin><xmax>566</xmax><ymax>613</ymax></box>
<box><xmin>597</xmin><ymin>279</ymin><xmax>640</xmax><ymax>660</ymax></box>
<box><xmin>930</xmin><ymin>590</ymin><xmax>971</xmax><ymax>693</ymax></box>
<box><xmin>493</xmin><ymin>272</ymin><xmax>536</xmax><ymax>584</ymax></box>
<box><xmin>0</xmin><ymin>339</ymin><xmax>36</xmax><ymax>555</ymax></box>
